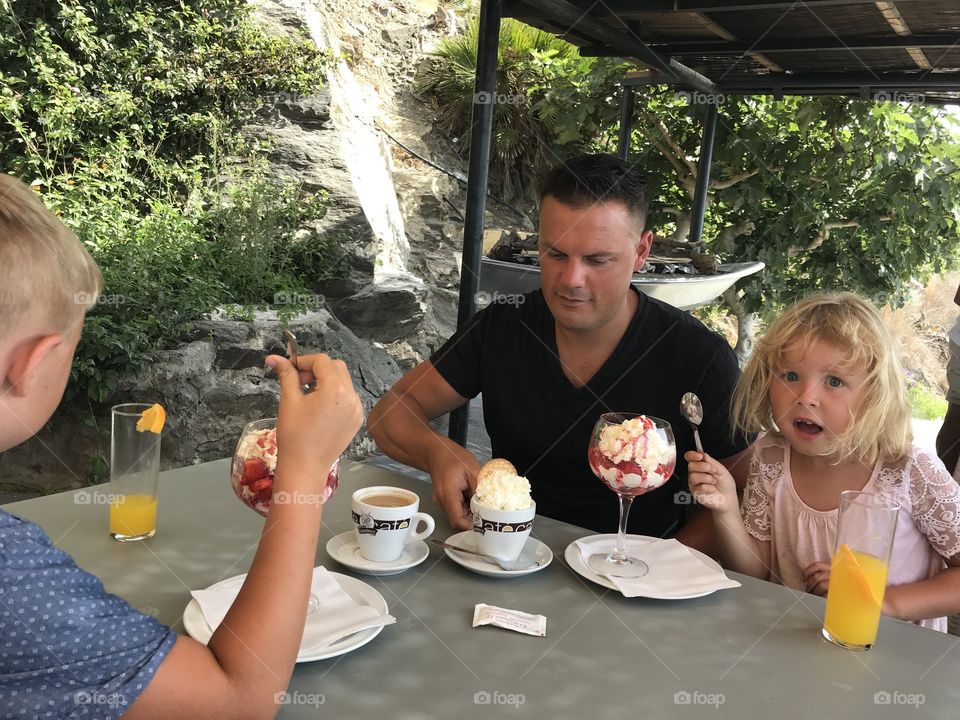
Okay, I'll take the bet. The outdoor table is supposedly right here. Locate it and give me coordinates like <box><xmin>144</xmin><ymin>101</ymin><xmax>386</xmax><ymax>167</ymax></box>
<box><xmin>5</xmin><ymin>459</ymin><xmax>958</xmax><ymax>718</ymax></box>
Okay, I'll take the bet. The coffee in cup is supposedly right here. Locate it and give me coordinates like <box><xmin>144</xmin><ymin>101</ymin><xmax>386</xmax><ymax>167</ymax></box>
<box><xmin>352</xmin><ymin>486</ymin><xmax>435</xmax><ymax>562</ymax></box>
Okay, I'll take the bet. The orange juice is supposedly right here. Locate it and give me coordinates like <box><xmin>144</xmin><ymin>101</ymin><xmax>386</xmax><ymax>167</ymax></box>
<box><xmin>109</xmin><ymin>494</ymin><xmax>158</xmax><ymax>539</ymax></box>
<box><xmin>823</xmin><ymin>547</ymin><xmax>888</xmax><ymax>648</ymax></box>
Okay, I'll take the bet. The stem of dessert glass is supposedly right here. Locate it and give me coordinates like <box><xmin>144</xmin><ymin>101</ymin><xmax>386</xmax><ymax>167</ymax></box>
<box><xmin>613</xmin><ymin>494</ymin><xmax>634</xmax><ymax>562</ymax></box>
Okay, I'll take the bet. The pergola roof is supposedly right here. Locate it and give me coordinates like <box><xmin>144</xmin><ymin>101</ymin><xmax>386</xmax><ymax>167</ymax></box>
<box><xmin>504</xmin><ymin>0</ymin><xmax>960</xmax><ymax>103</ymax></box>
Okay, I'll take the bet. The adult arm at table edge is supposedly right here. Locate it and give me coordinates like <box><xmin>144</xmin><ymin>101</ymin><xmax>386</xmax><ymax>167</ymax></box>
<box><xmin>367</xmin><ymin>360</ymin><xmax>481</xmax><ymax>530</ymax></box>
<box><xmin>123</xmin><ymin>354</ymin><xmax>363</xmax><ymax>720</ymax></box>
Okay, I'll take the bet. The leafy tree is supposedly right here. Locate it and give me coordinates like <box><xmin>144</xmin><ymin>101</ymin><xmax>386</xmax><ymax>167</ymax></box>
<box><xmin>418</xmin><ymin>21</ymin><xmax>960</xmax><ymax>358</ymax></box>
<box><xmin>415</xmin><ymin>17</ymin><xmax>628</xmax><ymax>201</ymax></box>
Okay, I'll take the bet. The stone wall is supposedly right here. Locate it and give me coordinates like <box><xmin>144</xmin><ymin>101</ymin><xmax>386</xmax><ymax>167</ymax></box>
<box><xmin>0</xmin><ymin>308</ymin><xmax>401</xmax><ymax>495</ymax></box>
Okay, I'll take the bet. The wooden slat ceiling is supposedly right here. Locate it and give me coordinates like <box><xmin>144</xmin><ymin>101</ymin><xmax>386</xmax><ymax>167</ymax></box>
<box><xmin>504</xmin><ymin>0</ymin><xmax>960</xmax><ymax>101</ymax></box>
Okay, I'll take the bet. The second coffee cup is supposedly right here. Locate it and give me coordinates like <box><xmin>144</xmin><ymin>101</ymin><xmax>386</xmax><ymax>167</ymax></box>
<box><xmin>352</xmin><ymin>486</ymin><xmax>435</xmax><ymax>562</ymax></box>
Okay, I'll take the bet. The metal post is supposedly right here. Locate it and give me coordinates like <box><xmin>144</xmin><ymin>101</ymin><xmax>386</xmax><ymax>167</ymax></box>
<box><xmin>688</xmin><ymin>101</ymin><xmax>719</xmax><ymax>246</ymax></box>
<box><xmin>616</xmin><ymin>84</ymin><xmax>635</xmax><ymax>160</ymax></box>
<box><xmin>448</xmin><ymin>0</ymin><xmax>501</xmax><ymax>447</ymax></box>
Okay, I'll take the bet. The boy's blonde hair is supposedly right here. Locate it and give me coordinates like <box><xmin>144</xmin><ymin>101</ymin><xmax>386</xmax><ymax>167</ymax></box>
<box><xmin>732</xmin><ymin>292</ymin><xmax>912</xmax><ymax>464</ymax></box>
<box><xmin>0</xmin><ymin>175</ymin><xmax>102</xmax><ymax>339</ymax></box>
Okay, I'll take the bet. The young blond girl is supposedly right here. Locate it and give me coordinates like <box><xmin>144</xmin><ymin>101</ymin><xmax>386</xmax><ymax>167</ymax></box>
<box><xmin>686</xmin><ymin>292</ymin><xmax>960</xmax><ymax>631</ymax></box>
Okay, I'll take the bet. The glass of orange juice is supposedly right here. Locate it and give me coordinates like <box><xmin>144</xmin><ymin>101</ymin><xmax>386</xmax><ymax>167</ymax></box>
<box><xmin>109</xmin><ymin>403</ymin><xmax>164</xmax><ymax>541</ymax></box>
<box><xmin>822</xmin><ymin>491</ymin><xmax>900</xmax><ymax>650</ymax></box>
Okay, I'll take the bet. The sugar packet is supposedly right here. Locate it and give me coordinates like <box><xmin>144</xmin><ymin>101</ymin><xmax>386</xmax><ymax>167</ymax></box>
<box><xmin>472</xmin><ymin>603</ymin><xmax>546</xmax><ymax>637</ymax></box>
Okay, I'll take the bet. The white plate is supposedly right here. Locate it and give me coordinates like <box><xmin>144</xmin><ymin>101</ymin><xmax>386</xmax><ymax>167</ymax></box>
<box><xmin>326</xmin><ymin>531</ymin><xmax>429</xmax><ymax>576</ymax></box>
<box><xmin>183</xmin><ymin>570</ymin><xmax>388</xmax><ymax>662</ymax></box>
<box><xmin>442</xmin><ymin>530</ymin><xmax>553</xmax><ymax>578</ymax></box>
<box><xmin>564</xmin><ymin>533</ymin><xmax>725</xmax><ymax>599</ymax></box>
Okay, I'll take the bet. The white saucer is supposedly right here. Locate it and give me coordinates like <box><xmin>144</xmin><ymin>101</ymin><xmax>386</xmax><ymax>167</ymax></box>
<box><xmin>326</xmin><ymin>531</ymin><xmax>429</xmax><ymax>576</ymax></box>
<box><xmin>442</xmin><ymin>530</ymin><xmax>553</xmax><ymax>578</ymax></box>
<box><xmin>183</xmin><ymin>570</ymin><xmax>388</xmax><ymax>662</ymax></box>
<box><xmin>564</xmin><ymin>533</ymin><xmax>725</xmax><ymax>599</ymax></box>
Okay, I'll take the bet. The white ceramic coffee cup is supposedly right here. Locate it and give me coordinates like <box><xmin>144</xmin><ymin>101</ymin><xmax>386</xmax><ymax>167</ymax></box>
<box><xmin>470</xmin><ymin>496</ymin><xmax>536</xmax><ymax>562</ymax></box>
<box><xmin>352</xmin><ymin>486</ymin><xmax>435</xmax><ymax>562</ymax></box>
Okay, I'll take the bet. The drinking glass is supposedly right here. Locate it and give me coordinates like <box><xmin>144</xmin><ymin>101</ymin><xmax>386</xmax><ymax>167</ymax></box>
<box><xmin>822</xmin><ymin>490</ymin><xmax>900</xmax><ymax>650</ymax></box>
<box><xmin>109</xmin><ymin>403</ymin><xmax>162</xmax><ymax>541</ymax></box>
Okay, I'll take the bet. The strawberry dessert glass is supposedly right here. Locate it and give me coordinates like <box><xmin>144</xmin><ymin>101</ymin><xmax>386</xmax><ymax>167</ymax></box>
<box><xmin>230</xmin><ymin>418</ymin><xmax>340</xmax><ymax>517</ymax></box>
<box><xmin>230</xmin><ymin>417</ymin><xmax>341</xmax><ymax>614</ymax></box>
<box><xmin>587</xmin><ymin>413</ymin><xmax>676</xmax><ymax>578</ymax></box>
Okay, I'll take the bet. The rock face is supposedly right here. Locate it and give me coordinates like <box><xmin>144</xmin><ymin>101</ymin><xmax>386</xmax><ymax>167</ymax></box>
<box><xmin>0</xmin><ymin>308</ymin><xmax>400</xmax><ymax>494</ymax></box>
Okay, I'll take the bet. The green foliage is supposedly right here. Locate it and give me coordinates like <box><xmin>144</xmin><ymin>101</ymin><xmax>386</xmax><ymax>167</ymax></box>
<box><xmin>627</xmin><ymin>91</ymin><xmax>960</xmax><ymax>319</ymax></box>
<box><xmin>415</xmin><ymin>17</ymin><xmax>628</xmax><ymax>200</ymax></box>
<box><xmin>907</xmin><ymin>380</ymin><xmax>948</xmax><ymax>421</ymax></box>
<box><xmin>418</xmin><ymin>17</ymin><xmax>960</xmax><ymax>325</ymax></box>
<box><xmin>0</xmin><ymin>1</ymin><xmax>345</xmax><ymax>403</ymax></box>
<box><xmin>69</xmin><ymin>174</ymin><xmax>343</xmax><ymax>403</ymax></box>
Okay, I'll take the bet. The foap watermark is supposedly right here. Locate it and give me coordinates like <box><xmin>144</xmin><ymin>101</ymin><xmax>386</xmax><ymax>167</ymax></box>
<box><xmin>475</xmin><ymin>291</ymin><xmax>526</xmax><ymax>308</ymax></box>
<box><xmin>266</xmin><ymin>91</ymin><xmax>310</xmax><ymax>105</ymax></box>
<box><xmin>75</xmin><ymin>690</ymin><xmax>128</xmax><ymax>711</ymax></box>
<box><xmin>274</xmin><ymin>691</ymin><xmax>325</xmax><ymax>707</ymax></box>
<box><xmin>674</xmin><ymin>490</ymin><xmax>727</xmax><ymax>508</ymax></box>
<box><xmin>74</xmin><ymin>292</ymin><xmax>128</xmax><ymax>306</ymax></box>
<box><xmin>872</xmin><ymin>90</ymin><xmax>925</xmax><ymax>104</ymax></box>
<box><xmin>474</xmin><ymin>690</ymin><xmax>525</xmax><ymax>707</ymax></box>
<box><xmin>474</xmin><ymin>91</ymin><xmax>525</xmax><ymax>106</ymax></box>
<box><xmin>272</xmin><ymin>490</ymin><xmax>326</xmax><ymax>508</ymax></box>
<box><xmin>75</xmin><ymin>490</ymin><xmax>122</xmax><ymax>506</ymax></box>
<box><xmin>874</xmin><ymin>691</ymin><xmax>925</xmax><ymax>707</ymax></box>
<box><xmin>677</xmin><ymin>90</ymin><xmax>726</xmax><ymax>106</ymax></box>
<box><xmin>274</xmin><ymin>291</ymin><xmax>326</xmax><ymax>307</ymax></box>
<box><xmin>674</xmin><ymin>690</ymin><xmax>725</xmax><ymax>708</ymax></box>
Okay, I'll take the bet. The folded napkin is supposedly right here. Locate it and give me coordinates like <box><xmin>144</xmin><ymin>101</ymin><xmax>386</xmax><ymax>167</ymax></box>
<box><xmin>575</xmin><ymin>536</ymin><xmax>741</xmax><ymax>598</ymax></box>
<box><xmin>191</xmin><ymin>566</ymin><xmax>396</xmax><ymax>650</ymax></box>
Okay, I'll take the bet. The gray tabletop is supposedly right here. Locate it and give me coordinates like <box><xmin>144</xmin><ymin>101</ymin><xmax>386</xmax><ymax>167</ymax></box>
<box><xmin>4</xmin><ymin>459</ymin><xmax>958</xmax><ymax>719</ymax></box>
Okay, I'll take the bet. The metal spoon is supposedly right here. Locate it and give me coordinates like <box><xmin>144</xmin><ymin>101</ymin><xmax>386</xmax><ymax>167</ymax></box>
<box><xmin>282</xmin><ymin>329</ymin><xmax>315</xmax><ymax>392</ymax></box>
<box><xmin>680</xmin><ymin>391</ymin><xmax>704</xmax><ymax>454</ymax></box>
<box><xmin>430</xmin><ymin>539</ymin><xmax>541</xmax><ymax>571</ymax></box>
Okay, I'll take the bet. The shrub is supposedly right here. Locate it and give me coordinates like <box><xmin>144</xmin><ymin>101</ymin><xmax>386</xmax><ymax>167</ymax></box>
<box><xmin>0</xmin><ymin>1</ymin><xmax>345</xmax><ymax>402</ymax></box>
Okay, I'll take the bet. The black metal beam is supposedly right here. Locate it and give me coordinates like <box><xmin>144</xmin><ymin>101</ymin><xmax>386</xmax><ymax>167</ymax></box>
<box><xmin>688</xmin><ymin>103</ymin><xmax>718</xmax><ymax>247</ymax></box>
<box><xmin>505</xmin><ymin>0</ymin><xmax>929</xmax><ymax>16</ymax></box>
<box><xmin>449</xmin><ymin>0</ymin><xmax>502</xmax><ymax>448</ymax></box>
<box><xmin>517</xmin><ymin>0</ymin><xmax>719</xmax><ymax>94</ymax></box>
<box><xmin>655</xmin><ymin>34</ymin><xmax>960</xmax><ymax>56</ymax></box>
<box><xmin>719</xmin><ymin>72</ymin><xmax>960</xmax><ymax>90</ymax></box>
<box><xmin>616</xmin><ymin>85</ymin><xmax>635</xmax><ymax>160</ymax></box>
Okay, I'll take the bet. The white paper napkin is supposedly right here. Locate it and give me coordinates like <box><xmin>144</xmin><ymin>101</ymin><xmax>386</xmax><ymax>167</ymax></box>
<box><xmin>575</xmin><ymin>536</ymin><xmax>741</xmax><ymax>598</ymax></box>
<box><xmin>191</xmin><ymin>566</ymin><xmax>396</xmax><ymax>649</ymax></box>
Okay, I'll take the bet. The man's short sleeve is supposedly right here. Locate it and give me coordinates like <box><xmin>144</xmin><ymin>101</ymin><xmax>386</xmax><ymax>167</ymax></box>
<box><xmin>429</xmin><ymin>305</ymin><xmax>494</xmax><ymax>400</ymax></box>
<box><xmin>0</xmin><ymin>511</ymin><xmax>177</xmax><ymax>719</ymax></box>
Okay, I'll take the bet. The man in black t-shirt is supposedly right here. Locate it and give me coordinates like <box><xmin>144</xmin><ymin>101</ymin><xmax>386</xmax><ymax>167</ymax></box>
<box><xmin>368</xmin><ymin>154</ymin><xmax>752</xmax><ymax>551</ymax></box>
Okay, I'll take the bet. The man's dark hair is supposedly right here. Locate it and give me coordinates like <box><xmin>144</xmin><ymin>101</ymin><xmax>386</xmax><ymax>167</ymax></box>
<box><xmin>538</xmin><ymin>154</ymin><xmax>648</xmax><ymax>229</ymax></box>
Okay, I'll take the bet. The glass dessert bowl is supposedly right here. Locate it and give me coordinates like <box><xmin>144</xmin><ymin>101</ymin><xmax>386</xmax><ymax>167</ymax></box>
<box><xmin>230</xmin><ymin>418</ymin><xmax>341</xmax><ymax>517</ymax></box>
<box><xmin>587</xmin><ymin>413</ymin><xmax>676</xmax><ymax>578</ymax></box>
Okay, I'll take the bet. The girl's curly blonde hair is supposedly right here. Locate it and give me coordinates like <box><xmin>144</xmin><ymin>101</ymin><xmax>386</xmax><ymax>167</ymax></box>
<box><xmin>731</xmin><ymin>292</ymin><xmax>912</xmax><ymax>464</ymax></box>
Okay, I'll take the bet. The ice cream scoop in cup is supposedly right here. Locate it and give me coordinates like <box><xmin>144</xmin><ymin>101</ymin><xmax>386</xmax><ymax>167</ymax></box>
<box><xmin>470</xmin><ymin>459</ymin><xmax>535</xmax><ymax>562</ymax></box>
<box><xmin>587</xmin><ymin>413</ymin><xmax>676</xmax><ymax>578</ymax></box>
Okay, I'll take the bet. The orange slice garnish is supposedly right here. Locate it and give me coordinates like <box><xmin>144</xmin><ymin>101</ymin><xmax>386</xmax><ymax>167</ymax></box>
<box><xmin>838</xmin><ymin>543</ymin><xmax>881</xmax><ymax>608</ymax></box>
<box><xmin>136</xmin><ymin>403</ymin><xmax>166</xmax><ymax>434</ymax></box>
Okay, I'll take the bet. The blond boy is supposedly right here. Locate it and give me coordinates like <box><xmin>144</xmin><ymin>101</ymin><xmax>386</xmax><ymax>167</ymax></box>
<box><xmin>0</xmin><ymin>174</ymin><xmax>363</xmax><ymax>719</ymax></box>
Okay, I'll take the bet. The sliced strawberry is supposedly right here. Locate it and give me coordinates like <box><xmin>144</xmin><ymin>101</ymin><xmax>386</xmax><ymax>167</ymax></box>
<box><xmin>241</xmin><ymin>458</ymin><xmax>269</xmax><ymax>485</ymax></box>
<box><xmin>249</xmin><ymin>477</ymin><xmax>272</xmax><ymax>492</ymax></box>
